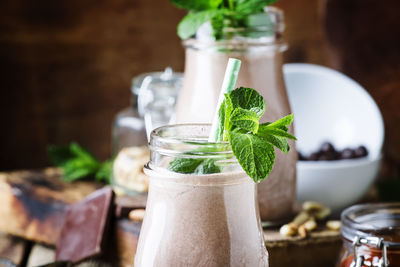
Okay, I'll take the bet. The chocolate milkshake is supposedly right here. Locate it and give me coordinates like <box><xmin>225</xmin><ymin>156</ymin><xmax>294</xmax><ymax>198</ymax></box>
<box><xmin>174</xmin><ymin>8</ymin><xmax>296</xmax><ymax>222</ymax></box>
<box><xmin>134</xmin><ymin>124</ymin><xmax>268</xmax><ymax>267</ymax></box>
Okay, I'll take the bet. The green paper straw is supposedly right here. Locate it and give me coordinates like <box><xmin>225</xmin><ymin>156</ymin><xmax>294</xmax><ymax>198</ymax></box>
<box><xmin>208</xmin><ymin>58</ymin><xmax>241</xmax><ymax>142</ymax></box>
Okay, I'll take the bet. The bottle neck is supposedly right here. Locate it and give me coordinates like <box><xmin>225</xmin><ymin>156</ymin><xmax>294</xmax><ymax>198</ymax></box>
<box><xmin>147</xmin><ymin>124</ymin><xmax>245</xmax><ymax>181</ymax></box>
<box><xmin>189</xmin><ymin>6</ymin><xmax>287</xmax><ymax>53</ymax></box>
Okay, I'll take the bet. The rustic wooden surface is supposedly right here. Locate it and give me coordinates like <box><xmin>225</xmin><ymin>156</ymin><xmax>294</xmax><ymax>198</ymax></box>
<box><xmin>265</xmin><ymin>228</ymin><xmax>342</xmax><ymax>267</ymax></box>
<box><xmin>0</xmin><ymin>168</ymin><xmax>342</xmax><ymax>267</ymax></box>
<box><xmin>0</xmin><ymin>168</ymin><xmax>102</xmax><ymax>244</ymax></box>
<box><xmin>1</xmin><ymin>0</ymin><xmax>398</xmax><ymax>179</ymax></box>
<box><xmin>0</xmin><ymin>232</ymin><xmax>29</xmax><ymax>266</ymax></box>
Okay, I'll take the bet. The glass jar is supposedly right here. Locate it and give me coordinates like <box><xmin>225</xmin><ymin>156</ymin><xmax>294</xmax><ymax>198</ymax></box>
<box><xmin>112</xmin><ymin>68</ymin><xmax>183</xmax><ymax>196</ymax></box>
<box><xmin>174</xmin><ymin>7</ymin><xmax>296</xmax><ymax>222</ymax></box>
<box><xmin>339</xmin><ymin>203</ymin><xmax>400</xmax><ymax>267</ymax></box>
<box><xmin>134</xmin><ymin>124</ymin><xmax>269</xmax><ymax>267</ymax></box>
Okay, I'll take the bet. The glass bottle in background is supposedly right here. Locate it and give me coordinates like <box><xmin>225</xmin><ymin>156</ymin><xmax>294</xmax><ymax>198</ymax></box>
<box><xmin>135</xmin><ymin>124</ymin><xmax>268</xmax><ymax>267</ymax></box>
<box><xmin>175</xmin><ymin>7</ymin><xmax>296</xmax><ymax>222</ymax></box>
<box><xmin>112</xmin><ymin>68</ymin><xmax>183</xmax><ymax>196</ymax></box>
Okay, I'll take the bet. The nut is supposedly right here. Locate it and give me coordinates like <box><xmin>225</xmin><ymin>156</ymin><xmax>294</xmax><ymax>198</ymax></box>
<box><xmin>292</xmin><ymin>211</ymin><xmax>311</xmax><ymax>227</ymax></box>
<box><xmin>298</xmin><ymin>225</ymin><xmax>308</xmax><ymax>238</ymax></box>
<box><xmin>129</xmin><ymin>209</ymin><xmax>146</xmax><ymax>222</ymax></box>
<box><xmin>280</xmin><ymin>224</ymin><xmax>297</xmax><ymax>237</ymax></box>
<box><xmin>303</xmin><ymin>201</ymin><xmax>324</xmax><ymax>212</ymax></box>
<box><xmin>326</xmin><ymin>220</ymin><xmax>341</xmax><ymax>231</ymax></box>
<box><xmin>314</xmin><ymin>207</ymin><xmax>331</xmax><ymax>221</ymax></box>
<box><xmin>303</xmin><ymin>219</ymin><xmax>317</xmax><ymax>232</ymax></box>
<box><xmin>303</xmin><ymin>201</ymin><xmax>331</xmax><ymax>220</ymax></box>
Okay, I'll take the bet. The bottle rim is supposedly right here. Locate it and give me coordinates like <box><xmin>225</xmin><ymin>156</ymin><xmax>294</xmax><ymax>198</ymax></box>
<box><xmin>183</xmin><ymin>6</ymin><xmax>287</xmax><ymax>51</ymax></box>
<box><xmin>149</xmin><ymin>123</ymin><xmax>233</xmax><ymax>157</ymax></box>
<box><xmin>145</xmin><ymin>124</ymin><xmax>248</xmax><ymax>183</ymax></box>
<box><xmin>341</xmin><ymin>203</ymin><xmax>400</xmax><ymax>244</ymax></box>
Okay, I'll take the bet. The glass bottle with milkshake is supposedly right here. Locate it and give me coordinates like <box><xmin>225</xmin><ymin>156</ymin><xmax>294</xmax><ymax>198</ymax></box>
<box><xmin>173</xmin><ymin>4</ymin><xmax>296</xmax><ymax>222</ymax></box>
<box><xmin>135</xmin><ymin>58</ymin><xmax>296</xmax><ymax>266</ymax></box>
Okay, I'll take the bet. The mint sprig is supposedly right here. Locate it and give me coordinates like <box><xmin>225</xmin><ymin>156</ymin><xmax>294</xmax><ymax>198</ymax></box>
<box><xmin>170</xmin><ymin>0</ymin><xmax>278</xmax><ymax>40</ymax></box>
<box><xmin>48</xmin><ymin>142</ymin><xmax>112</xmax><ymax>183</ymax></box>
<box><xmin>168</xmin><ymin>87</ymin><xmax>296</xmax><ymax>182</ymax></box>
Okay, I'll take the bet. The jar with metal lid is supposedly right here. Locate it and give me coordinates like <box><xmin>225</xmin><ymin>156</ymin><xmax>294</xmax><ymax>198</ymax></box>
<box><xmin>112</xmin><ymin>67</ymin><xmax>183</xmax><ymax>195</ymax></box>
<box><xmin>339</xmin><ymin>203</ymin><xmax>400</xmax><ymax>267</ymax></box>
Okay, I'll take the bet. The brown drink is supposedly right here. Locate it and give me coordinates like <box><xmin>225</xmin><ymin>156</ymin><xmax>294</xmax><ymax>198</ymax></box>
<box><xmin>134</xmin><ymin>124</ymin><xmax>268</xmax><ymax>267</ymax></box>
<box><xmin>175</xmin><ymin>7</ymin><xmax>296</xmax><ymax>222</ymax></box>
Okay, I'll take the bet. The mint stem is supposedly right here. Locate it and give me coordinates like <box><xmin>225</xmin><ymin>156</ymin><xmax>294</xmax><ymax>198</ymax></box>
<box><xmin>208</xmin><ymin>58</ymin><xmax>241</xmax><ymax>142</ymax></box>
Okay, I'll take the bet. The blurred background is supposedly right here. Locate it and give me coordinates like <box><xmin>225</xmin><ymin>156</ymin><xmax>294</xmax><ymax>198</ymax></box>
<box><xmin>0</xmin><ymin>0</ymin><xmax>399</xmax><ymax>178</ymax></box>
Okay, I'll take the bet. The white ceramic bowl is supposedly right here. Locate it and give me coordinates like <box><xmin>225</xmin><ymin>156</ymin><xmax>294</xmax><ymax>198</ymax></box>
<box><xmin>283</xmin><ymin>63</ymin><xmax>384</xmax><ymax>213</ymax></box>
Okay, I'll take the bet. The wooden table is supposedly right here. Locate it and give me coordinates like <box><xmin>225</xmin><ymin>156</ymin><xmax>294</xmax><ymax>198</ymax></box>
<box><xmin>0</xmin><ymin>168</ymin><xmax>342</xmax><ymax>267</ymax></box>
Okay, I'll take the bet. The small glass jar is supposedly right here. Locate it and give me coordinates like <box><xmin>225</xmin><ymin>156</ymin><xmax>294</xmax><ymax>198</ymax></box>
<box><xmin>134</xmin><ymin>124</ymin><xmax>269</xmax><ymax>267</ymax></box>
<box><xmin>339</xmin><ymin>203</ymin><xmax>400</xmax><ymax>267</ymax></box>
<box><xmin>174</xmin><ymin>7</ymin><xmax>296</xmax><ymax>222</ymax></box>
<box><xmin>112</xmin><ymin>68</ymin><xmax>183</xmax><ymax>196</ymax></box>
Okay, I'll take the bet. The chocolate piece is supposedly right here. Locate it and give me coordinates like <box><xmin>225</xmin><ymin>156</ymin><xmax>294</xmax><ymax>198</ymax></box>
<box><xmin>56</xmin><ymin>187</ymin><xmax>114</xmax><ymax>263</ymax></box>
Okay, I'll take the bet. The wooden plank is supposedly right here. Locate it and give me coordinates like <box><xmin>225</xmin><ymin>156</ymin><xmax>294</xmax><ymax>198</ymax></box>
<box><xmin>265</xmin><ymin>228</ymin><xmax>342</xmax><ymax>267</ymax></box>
<box><xmin>0</xmin><ymin>232</ymin><xmax>29</xmax><ymax>266</ymax></box>
<box><xmin>109</xmin><ymin>219</ymin><xmax>341</xmax><ymax>267</ymax></box>
<box><xmin>104</xmin><ymin>219</ymin><xmax>141</xmax><ymax>267</ymax></box>
<box><xmin>0</xmin><ymin>168</ymin><xmax>101</xmax><ymax>245</ymax></box>
<box><xmin>0</xmin><ymin>168</ymin><xmax>341</xmax><ymax>266</ymax></box>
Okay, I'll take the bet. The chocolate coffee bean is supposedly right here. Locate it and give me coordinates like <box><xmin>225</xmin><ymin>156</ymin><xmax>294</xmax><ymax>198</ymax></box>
<box><xmin>299</xmin><ymin>142</ymin><xmax>368</xmax><ymax>161</ymax></box>
<box><xmin>298</xmin><ymin>152</ymin><xmax>306</xmax><ymax>161</ymax></box>
<box><xmin>340</xmin><ymin>148</ymin><xmax>355</xmax><ymax>159</ymax></box>
<box><xmin>308</xmin><ymin>152</ymin><xmax>320</xmax><ymax>161</ymax></box>
<box><xmin>320</xmin><ymin>142</ymin><xmax>335</xmax><ymax>153</ymax></box>
<box><xmin>354</xmin><ymin>145</ymin><xmax>368</xmax><ymax>158</ymax></box>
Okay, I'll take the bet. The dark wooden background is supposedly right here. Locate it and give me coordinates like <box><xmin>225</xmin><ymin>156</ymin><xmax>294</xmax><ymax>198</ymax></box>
<box><xmin>1</xmin><ymin>0</ymin><xmax>399</xmax><ymax>175</ymax></box>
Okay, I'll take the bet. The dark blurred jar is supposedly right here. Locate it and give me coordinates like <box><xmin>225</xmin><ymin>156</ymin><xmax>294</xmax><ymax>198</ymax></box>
<box><xmin>339</xmin><ymin>203</ymin><xmax>400</xmax><ymax>267</ymax></box>
<box><xmin>112</xmin><ymin>67</ymin><xmax>183</xmax><ymax>196</ymax></box>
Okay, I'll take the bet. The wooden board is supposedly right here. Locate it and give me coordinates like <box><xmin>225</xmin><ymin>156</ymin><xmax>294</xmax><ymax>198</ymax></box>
<box><xmin>0</xmin><ymin>168</ymin><xmax>102</xmax><ymax>244</ymax></box>
<box><xmin>0</xmin><ymin>232</ymin><xmax>29</xmax><ymax>266</ymax></box>
<box><xmin>107</xmin><ymin>221</ymin><xmax>342</xmax><ymax>267</ymax></box>
<box><xmin>0</xmin><ymin>168</ymin><xmax>342</xmax><ymax>267</ymax></box>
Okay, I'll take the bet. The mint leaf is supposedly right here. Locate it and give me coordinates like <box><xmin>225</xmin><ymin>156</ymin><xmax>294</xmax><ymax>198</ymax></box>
<box><xmin>96</xmin><ymin>160</ymin><xmax>113</xmax><ymax>184</ymax></box>
<box><xmin>48</xmin><ymin>142</ymin><xmax>112</xmax><ymax>183</ymax></box>
<box><xmin>168</xmin><ymin>158</ymin><xmax>221</xmax><ymax>175</ymax></box>
<box><xmin>48</xmin><ymin>144</ymin><xmax>75</xmax><ymax>166</ymax></box>
<box><xmin>170</xmin><ymin>0</ymin><xmax>279</xmax><ymax>40</ymax></box>
<box><xmin>166</xmin><ymin>87</ymin><xmax>295</xmax><ymax>183</ymax></box>
<box><xmin>266</xmin><ymin>114</ymin><xmax>294</xmax><ymax>129</ymax></box>
<box><xmin>210</xmin><ymin>12</ymin><xmax>225</xmax><ymax>39</ymax></box>
<box><xmin>228</xmin><ymin>129</ymin><xmax>275</xmax><ymax>182</ymax></box>
<box><xmin>168</xmin><ymin>158</ymin><xmax>204</xmax><ymax>173</ymax></box>
<box><xmin>194</xmin><ymin>159</ymin><xmax>221</xmax><ymax>174</ymax></box>
<box><xmin>228</xmin><ymin>87</ymin><xmax>266</xmax><ymax>118</ymax></box>
<box><xmin>258</xmin><ymin>124</ymin><xmax>297</xmax><ymax>140</ymax></box>
<box><xmin>229</xmin><ymin>107</ymin><xmax>259</xmax><ymax>133</ymax></box>
<box><xmin>236</xmin><ymin>0</ymin><xmax>278</xmax><ymax>15</ymax></box>
<box><xmin>177</xmin><ymin>10</ymin><xmax>222</xmax><ymax>39</ymax></box>
<box><xmin>260</xmin><ymin>134</ymin><xmax>290</xmax><ymax>153</ymax></box>
<box><xmin>171</xmin><ymin>0</ymin><xmax>222</xmax><ymax>11</ymax></box>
